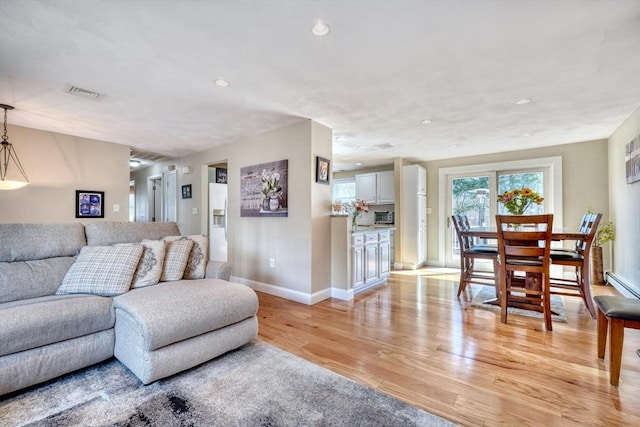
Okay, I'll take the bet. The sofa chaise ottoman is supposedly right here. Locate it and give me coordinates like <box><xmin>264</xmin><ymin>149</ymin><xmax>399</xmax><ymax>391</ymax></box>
<box><xmin>0</xmin><ymin>221</ymin><xmax>258</xmax><ymax>396</ymax></box>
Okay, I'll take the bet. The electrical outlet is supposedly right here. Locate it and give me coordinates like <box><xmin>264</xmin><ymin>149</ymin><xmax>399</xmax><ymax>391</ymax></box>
<box><xmin>113</xmin><ymin>204</ymin><xmax>119</xmax><ymax>212</ymax></box>
<box><xmin>192</xmin><ymin>208</ymin><xmax>198</xmax><ymax>214</ymax></box>
<box><xmin>269</xmin><ymin>258</ymin><xmax>275</xmax><ymax>268</ymax></box>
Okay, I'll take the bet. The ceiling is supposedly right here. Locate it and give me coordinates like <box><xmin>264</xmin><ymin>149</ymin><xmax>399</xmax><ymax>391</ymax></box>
<box><xmin>1</xmin><ymin>1</ymin><xmax>639</xmax><ymax>172</ymax></box>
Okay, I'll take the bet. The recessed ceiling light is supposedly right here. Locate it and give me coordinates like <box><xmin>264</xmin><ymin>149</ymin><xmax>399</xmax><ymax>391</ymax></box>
<box><xmin>355</xmin><ymin>162</ymin><xmax>364</xmax><ymax>166</ymax></box>
<box><xmin>421</xmin><ymin>119</ymin><xmax>432</xmax><ymax>125</ymax></box>
<box><xmin>334</xmin><ymin>135</ymin><xmax>347</xmax><ymax>141</ymax></box>
<box><xmin>129</xmin><ymin>159</ymin><xmax>141</xmax><ymax>167</ymax></box>
<box><xmin>522</xmin><ymin>132</ymin><xmax>533</xmax><ymax>137</ymax></box>
<box><xmin>515</xmin><ymin>98</ymin><xmax>531</xmax><ymax>105</ymax></box>
<box><xmin>215</xmin><ymin>79</ymin><xmax>229</xmax><ymax>87</ymax></box>
<box><xmin>311</xmin><ymin>19</ymin><xmax>330</xmax><ymax>37</ymax></box>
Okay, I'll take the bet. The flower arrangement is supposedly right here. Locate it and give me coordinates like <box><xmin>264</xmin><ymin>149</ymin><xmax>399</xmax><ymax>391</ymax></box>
<box><xmin>261</xmin><ymin>169</ymin><xmax>282</xmax><ymax>199</ymax></box>
<box><xmin>497</xmin><ymin>188</ymin><xmax>544</xmax><ymax>215</ymax></box>
<box><xmin>346</xmin><ymin>199</ymin><xmax>369</xmax><ymax>228</ymax></box>
<box><xmin>596</xmin><ymin>220</ymin><xmax>615</xmax><ymax>247</ymax></box>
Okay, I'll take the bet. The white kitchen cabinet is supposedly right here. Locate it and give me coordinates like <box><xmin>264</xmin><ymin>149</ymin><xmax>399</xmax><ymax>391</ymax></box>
<box><xmin>364</xmin><ymin>239</ymin><xmax>379</xmax><ymax>285</ymax></box>
<box><xmin>350</xmin><ymin>228</ymin><xmax>391</xmax><ymax>293</ymax></box>
<box><xmin>378</xmin><ymin>230</ymin><xmax>391</xmax><ymax>276</ymax></box>
<box><xmin>376</xmin><ymin>171</ymin><xmax>395</xmax><ymax>204</ymax></box>
<box><xmin>401</xmin><ymin>165</ymin><xmax>427</xmax><ymax>269</ymax></box>
<box><xmin>355</xmin><ymin>171</ymin><xmax>395</xmax><ymax>205</ymax></box>
<box><xmin>355</xmin><ymin>173</ymin><xmax>377</xmax><ymax>204</ymax></box>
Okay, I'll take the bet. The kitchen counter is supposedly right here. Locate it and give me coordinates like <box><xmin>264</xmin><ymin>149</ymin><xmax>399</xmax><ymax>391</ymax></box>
<box><xmin>354</xmin><ymin>224</ymin><xmax>396</xmax><ymax>232</ymax></box>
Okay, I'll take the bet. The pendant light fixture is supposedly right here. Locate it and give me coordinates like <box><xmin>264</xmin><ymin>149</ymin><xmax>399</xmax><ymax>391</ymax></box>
<box><xmin>0</xmin><ymin>104</ymin><xmax>30</xmax><ymax>190</ymax></box>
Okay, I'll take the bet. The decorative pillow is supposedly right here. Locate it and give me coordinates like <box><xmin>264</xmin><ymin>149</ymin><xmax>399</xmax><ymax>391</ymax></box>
<box><xmin>160</xmin><ymin>238</ymin><xmax>194</xmax><ymax>281</ymax></box>
<box><xmin>165</xmin><ymin>235</ymin><xmax>208</xmax><ymax>279</ymax></box>
<box><xmin>118</xmin><ymin>240</ymin><xmax>166</xmax><ymax>288</ymax></box>
<box><xmin>56</xmin><ymin>245</ymin><xmax>143</xmax><ymax>297</ymax></box>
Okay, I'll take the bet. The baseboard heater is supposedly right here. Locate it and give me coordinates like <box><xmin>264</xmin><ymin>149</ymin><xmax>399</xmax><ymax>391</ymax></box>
<box><xmin>606</xmin><ymin>272</ymin><xmax>640</xmax><ymax>299</ymax></box>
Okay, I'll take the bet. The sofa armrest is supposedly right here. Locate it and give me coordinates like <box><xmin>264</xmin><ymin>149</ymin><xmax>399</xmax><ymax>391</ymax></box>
<box><xmin>205</xmin><ymin>261</ymin><xmax>231</xmax><ymax>281</ymax></box>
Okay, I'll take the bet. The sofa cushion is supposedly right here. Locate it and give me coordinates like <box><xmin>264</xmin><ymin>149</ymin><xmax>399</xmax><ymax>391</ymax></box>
<box><xmin>159</xmin><ymin>239</ymin><xmax>194</xmax><ymax>281</ymax></box>
<box><xmin>165</xmin><ymin>235</ymin><xmax>208</xmax><ymax>279</ymax></box>
<box><xmin>117</xmin><ymin>240</ymin><xmax>166</xmax><ymax>289</ymax></box>
<box><xmin>0</xmin><ymin>223</ymin><xmax>85</xmax><ymax>262</ymax></box>
<box><xmin>0</xmin><ymin>294</ymin><xmax>115</xmax><ymax>357</ymax></box>
<box><xmin>56</xmin><ymin>245</ymin><xmax>143</xmax><ymax>297</ymax></box>
<box><xmin>113</xmin><ymin>279</ymin><xmax>259</xmax><ymax>351</ymax></box>
<box><xmin>85</xmin><ymin>222</ymin><xmax>180</xmax><ymax>246</ymax></box>
<box><xmin>0</xmin><ymin>257</ymin><xmax>76</xmax><ymax>303</ymax></box>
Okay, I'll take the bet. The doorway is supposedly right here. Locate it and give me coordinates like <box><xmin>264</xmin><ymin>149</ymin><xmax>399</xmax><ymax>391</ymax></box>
<box><xmin>208</xmin><ymin>163</ymin><xmax>228</xmax><ymax>262</ymax></box>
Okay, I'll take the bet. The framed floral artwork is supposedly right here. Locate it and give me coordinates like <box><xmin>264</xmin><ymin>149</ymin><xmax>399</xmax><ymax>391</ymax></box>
<box><xmin>316</xmin><ymin>156</ymin><xmax>330</xmax><ymax>185</ymax></box>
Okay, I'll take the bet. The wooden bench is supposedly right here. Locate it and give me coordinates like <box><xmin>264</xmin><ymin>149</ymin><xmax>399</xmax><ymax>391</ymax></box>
<box><xmin>594</xmin><ymin>295</ymin><xmax>640</xmax><ymax>386</ymax></box>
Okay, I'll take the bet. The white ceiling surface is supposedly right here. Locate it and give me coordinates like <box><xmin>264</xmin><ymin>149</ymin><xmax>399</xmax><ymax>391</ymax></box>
<box><xmin>1</xmin><ymin>1</ymin><xmax>639</xmax><ymax>171</ymax></box>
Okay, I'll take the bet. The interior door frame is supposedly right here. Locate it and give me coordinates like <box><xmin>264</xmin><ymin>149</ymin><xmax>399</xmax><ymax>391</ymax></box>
<box><xmin>437</xmin><ymin>156</ymin><xmax>563</xmax><ymax>267</ymax></box>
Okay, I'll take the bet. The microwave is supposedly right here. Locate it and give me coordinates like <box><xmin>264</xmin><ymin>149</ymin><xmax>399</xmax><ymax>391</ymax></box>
<box><xmin>374</xmin><ymin>211</ymin><xmax>394</xmax><ymax>224</ymax></box>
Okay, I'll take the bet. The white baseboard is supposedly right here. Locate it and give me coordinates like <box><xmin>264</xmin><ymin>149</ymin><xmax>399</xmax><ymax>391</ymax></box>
<box><xmin>606</xmin><ymin>272</ymin><xmax>640</xmax><ymax>299</ymax></box>
<box><xmin>231</xmin><ymin>276</ymin><xmax>349</xmax><ymax>305</ymax></box>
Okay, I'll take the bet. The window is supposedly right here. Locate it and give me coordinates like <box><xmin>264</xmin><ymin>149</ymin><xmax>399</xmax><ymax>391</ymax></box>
<box><xmin>332</xmin><ymin>178</ymin><xmax>356</xmax><ymax>204</ymax></box>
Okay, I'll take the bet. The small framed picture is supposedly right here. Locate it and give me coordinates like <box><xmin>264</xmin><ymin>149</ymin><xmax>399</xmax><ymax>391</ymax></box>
<box><xmin>316</xmin><ymin>156</ymin><xmax>330</xmax><ymax>185</ymax></box>
<box><xmin>215</xmin><ymin>167</ymin><xmax>228</xmax><ymax>184</ymax></box>
<box><xmin>182</xmin><ymin>184</ymin><xmax>192</xmax><ymax>199</ymax></box>
<box><xmin>76</xmin><ymin>190</ymin><xmax>104</xmax><ymax>218</ymax></box>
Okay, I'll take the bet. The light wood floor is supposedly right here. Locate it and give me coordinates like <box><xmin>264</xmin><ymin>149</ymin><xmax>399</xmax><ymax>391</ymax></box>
<box><xmin>257</xmin><ymin>268</ymin><xmax>640</xmax><ymax>427</ymax></box>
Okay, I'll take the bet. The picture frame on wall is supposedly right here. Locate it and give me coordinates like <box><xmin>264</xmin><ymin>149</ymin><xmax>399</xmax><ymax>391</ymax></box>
<box><xmin>76</xmin><ymin>190</ymin><xmax>104</xmax><ymax>218</ymax></box>
<box><xmin>625</xmin><ymin>135</ymin><xmax>640</xmax><ymax>184</ymax></box>
<box><xmin>215</xmin><ymin>167</ymin><xmax>228</xmax><ymax>184</ymax></box>
<box><xmin>240</xmin><ymin>159</ymin><xmax>288</xmax><ymax>217</ymax></box>
<box><xmin>181</xmin><ymin>184</ymin><xmax>192</xmax><ymax>199</ymax></box>
<box><xmin>316</xmin><ymin>156</ymin><xmax>330</xmax><ymax>185</ymax></box>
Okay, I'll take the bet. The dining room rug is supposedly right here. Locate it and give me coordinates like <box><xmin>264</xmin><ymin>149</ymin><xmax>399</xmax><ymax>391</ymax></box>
<box><xmin>0</xmin><ymin>341</ymin><xmax>456</xmax><ymax>427</ymax></box>
<box><xmin>470</xmin><ymin>285</ymin><xmax>568</xmax><ymax>322</ymax></box>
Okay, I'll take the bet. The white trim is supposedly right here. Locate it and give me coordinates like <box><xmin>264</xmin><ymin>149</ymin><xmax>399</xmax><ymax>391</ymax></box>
<box><xmin>231</xmin><ymin>276</ymin><xmax>334</xmax><ymax>305</ymax></box>
<box><xmin>437</xmin><ymin>156</ymin><xmax>563</xmax><ymax>267</ymax></box>
<box><xmin>331</xmin><ymin>287</ymin><xmax>354</xmax><ymax>300</ymax></box>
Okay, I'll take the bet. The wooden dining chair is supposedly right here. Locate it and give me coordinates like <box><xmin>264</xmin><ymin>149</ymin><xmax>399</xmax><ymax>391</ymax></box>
<box><xmin>550</xmin><ymin>212</ymin><xmax>602</xmax><ymax>319</ymax></box>
<box><xmin>451</xmin><ymin>215</ymin><xmax>497</xmax><ymax>297</ymax></box>
<box><xmin>495</xmin><ymin>214</ymin><xmax>554</xmax><ymax>331</ymax></box>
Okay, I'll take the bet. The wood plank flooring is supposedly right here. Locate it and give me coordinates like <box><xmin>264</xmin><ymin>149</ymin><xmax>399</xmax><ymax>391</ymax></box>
<box><xmin>256</xmin><ymin>268</ymin><xmax>640</xmax><ymax>427</ymax></box>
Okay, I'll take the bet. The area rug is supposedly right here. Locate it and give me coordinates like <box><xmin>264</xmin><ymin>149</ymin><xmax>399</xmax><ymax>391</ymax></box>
<box><xmin>471</xmin><ymin>285</ymin><xmax>568</xmax><ymax>322</ymax></box>
<box><xmin>0</xmin><ymin>341</ymin><xmax>456</xmax><ymax>427</ymax></box>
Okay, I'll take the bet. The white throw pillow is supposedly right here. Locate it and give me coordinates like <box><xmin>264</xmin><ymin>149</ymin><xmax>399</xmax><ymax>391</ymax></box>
<box><xmin>119</xmin><ymin>240</ymin><xmax>166</xmax><ymax>288</ymax></box>
<box><xmin>56</xmin><ymin>245</ymin><xmax>143</xmax><ymax>297</ymax></box>
<box><xmin>160</xmin><ymin>238</ymin><xmax>194</xmax><ymax>281</ymax></box>
<box><xmin>165</xmin><ymin>235</ymin><xmax>208</xmax><ymax>279</ymax></box>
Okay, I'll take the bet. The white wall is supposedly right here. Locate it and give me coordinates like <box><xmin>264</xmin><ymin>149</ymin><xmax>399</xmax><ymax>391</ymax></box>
<box><xmin>0</xmin><ymin>125</ymin><xmax>130</xmax><ymax>223</ymax></box>
<box><xmin>607</xmin><ymin>106</ymin><xmax>640</xmax><ymax>296</ymax></box>
<box><xmin>131</xmin><ymin>119</ymin><xmax>333</xmax><ymax>303</ymax></box>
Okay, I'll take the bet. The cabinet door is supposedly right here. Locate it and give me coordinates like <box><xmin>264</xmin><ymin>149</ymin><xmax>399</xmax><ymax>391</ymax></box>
<box><xmin>417</xmin><ymin>227</ymin><xmax>427</xmax><ymax>263</ymax></box>
<box><xmin>376</xmin><ymin>171</ymin><xmax>395</xmax><ymax>204</ymax></box>
<box><xmin>417</xmin><ymin>166</ymin><xmax>427</xmax><ymax>194</ymax></box>
<box><xmin>352</xmin><ymin>245</ymin><xmax>365</xmax><ymax>288</ymax></box>
<box><xmin>364</xmin><ymin>244</ymin><xmax>379</xmax><ymax>284</ymax></box>
<box><xmin>378</xmin><ymin>240</ymin><xmax>390</xmax><ymax>276</ymax></box>
<box><xmin>418</xmin><ymin>194</ymin><xmax>427</xmax><ymax>228</ymax></box>
<box><xmin>355</xmin><ymin>173</ymin><xmax>376</xmax><ymax>204</ymax></box>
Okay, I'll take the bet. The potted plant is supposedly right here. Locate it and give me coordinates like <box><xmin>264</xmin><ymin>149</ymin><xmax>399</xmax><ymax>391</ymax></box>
<box><xmin>591</xmin><ymin>220</ymin><xmax>615</xmax><ymax>286</ymax></box>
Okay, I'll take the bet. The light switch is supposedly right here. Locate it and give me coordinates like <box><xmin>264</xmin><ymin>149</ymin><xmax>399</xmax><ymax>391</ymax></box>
<box><xmin>426</xmin><ymin>207</ymin><xmax>432</xmax><ymax>214</ymax></box>
<box><xmin>192</xmin><ymin>208</ymin><xmax>198</xmax><ymax>214</ymax></box>
<box><xmin>113</xmin><ymin>204</ymin><xmax>120</xmax><ymax>212</ymax></box>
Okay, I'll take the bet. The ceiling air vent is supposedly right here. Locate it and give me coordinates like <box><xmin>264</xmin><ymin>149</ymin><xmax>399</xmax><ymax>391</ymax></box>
<box><xmin>63</xmin><ymin>84</ymin><xmax>103</xmax><ymax>100</ymax></box>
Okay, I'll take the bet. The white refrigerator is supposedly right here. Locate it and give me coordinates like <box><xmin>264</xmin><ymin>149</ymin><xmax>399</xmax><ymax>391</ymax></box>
<box><xmin>209</xmin><ymin>183</ymin><xmax>228</xmax><ymax>262</ymax></box>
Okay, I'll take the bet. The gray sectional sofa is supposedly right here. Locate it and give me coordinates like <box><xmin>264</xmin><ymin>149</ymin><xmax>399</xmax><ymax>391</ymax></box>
<box><xmin>0</xmin><ymin>221</ymin><xmax>259</xmax><ymax>396</ymax></box>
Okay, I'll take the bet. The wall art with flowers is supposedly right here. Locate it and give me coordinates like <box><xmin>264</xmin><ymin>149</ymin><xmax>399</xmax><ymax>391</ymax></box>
<box><xmin>240</xmin><ymin>159</ymin><xmax>288</xmax><ymax>217</ymax></box>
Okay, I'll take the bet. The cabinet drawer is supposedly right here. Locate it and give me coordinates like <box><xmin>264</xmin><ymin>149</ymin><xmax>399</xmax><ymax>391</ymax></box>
<box><xmin>378</xmin><ymin>230</ymin><xmax>390</xmax><ymax>241</ymax></box>
<box><xmin>352</xmin><ymin>234</ymin><xmax>365</xmax><ymax>245</ymax></box>
<box><xmin>364</xmin><ymin>232</ymin><xmax>379</xmax><ymax>243</ymax></box>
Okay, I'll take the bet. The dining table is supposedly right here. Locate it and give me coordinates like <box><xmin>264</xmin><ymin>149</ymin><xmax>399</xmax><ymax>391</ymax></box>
<box><xmin>459</xmin><ymin>227</ymin><xmax>588</xmax><ymax>312</ymax></box>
